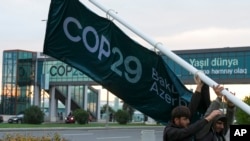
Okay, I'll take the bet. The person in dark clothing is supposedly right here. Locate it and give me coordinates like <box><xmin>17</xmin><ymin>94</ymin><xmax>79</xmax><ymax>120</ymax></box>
<box><xmin>188</xmin><ymin>78</ymin><xmax>211</xmax><ymax>122</ymax></box>
<box><xmin>163</xmin><ymin>106</ymin><xmax>222</xmax><ymax>141</ymax></box>
<box><xmin>195</xmin><ymin>85</ymin><xmax>235</xmax><ymax>141</ymax></box>
<box><xmin>109</xmin><ymin>113</ymin><xmax>113</xmax><ymax>122</ymax></box>
<box><xmin>163</xmin><ymin>76</ymin><xmax>223</xmax><ymax>141</ymax></box>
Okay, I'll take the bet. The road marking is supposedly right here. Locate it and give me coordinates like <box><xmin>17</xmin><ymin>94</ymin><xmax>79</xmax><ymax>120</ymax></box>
<box><xmin>63</xmin><ymin>133</ymin><xmax>93</xmax><ymax>136</ymax></box>
<box><xmin>96</xmin><ymin>136</ymin><xmax>131</xmax><ymax>140</ymax></box>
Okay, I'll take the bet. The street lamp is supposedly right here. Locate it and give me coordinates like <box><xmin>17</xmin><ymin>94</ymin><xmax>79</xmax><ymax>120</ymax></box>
<box><xmin>41</xmin><ymin>19</ymin><xmax>49</xmax><ymax>113</ymax></box>
<box><xmin>105</xmin><ymin>89</ymin><xmax>109</xmax><ymax>127</ymax></box>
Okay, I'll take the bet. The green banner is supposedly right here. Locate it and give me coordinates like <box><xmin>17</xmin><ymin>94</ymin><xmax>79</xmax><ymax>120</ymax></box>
<box><xmin>44</xmin><ymin>0</ymin><xmax>194</xmax><ymax>124</ymax></box>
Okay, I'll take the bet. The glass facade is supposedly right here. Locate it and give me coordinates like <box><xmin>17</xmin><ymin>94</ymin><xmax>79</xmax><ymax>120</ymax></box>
<box><xmin>87</xmin><ymin>88</ymin><xmax>98</xmax><ymax>118</ymax></box>
<box><xmin>1</xmin><ymin>50</ymin><xmax>35</xmax><ymax>114</ymax></box>
<box><xmin>2</xmin><ymin>47</ymin><xmax>250</xmax><ymax>117</ymax></box>
<box><xmin>38</xmin><ymin>60</ymin><xmax>93</xmax><ymax>83</ymax></box>
<box><xmin>1</xmin><ymin>50</ymin><xmax>99</xmax><ymax>119</ymax></box>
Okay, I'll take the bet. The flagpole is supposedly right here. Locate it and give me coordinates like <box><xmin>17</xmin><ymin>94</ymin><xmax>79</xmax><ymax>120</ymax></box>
<box><xmin>88</xmin><ymin>0</ymin><xmax>250</xmax><ymax>115</ymax></box>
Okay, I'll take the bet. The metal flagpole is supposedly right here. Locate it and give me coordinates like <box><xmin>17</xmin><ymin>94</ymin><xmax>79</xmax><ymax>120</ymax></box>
<box><xmin>88</xmin><ymin>0</ymin><xmax>250</xmax><ymax>115</ymax></box>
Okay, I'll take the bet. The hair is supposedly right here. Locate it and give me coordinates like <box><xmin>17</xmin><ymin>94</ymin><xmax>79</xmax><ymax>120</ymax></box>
<box><xmin>215</xmin><ymin>115</ymin><xmax>227</xmax><ymax>125</ymax></box>
<box><xmin>171</xmin><ymin>106</ymin><xmax>191</xmax><ymax>120</ymax></box>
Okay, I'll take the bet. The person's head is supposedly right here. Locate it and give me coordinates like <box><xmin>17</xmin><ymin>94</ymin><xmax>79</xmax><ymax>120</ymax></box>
<box><xmin>171</xmin><ymin>106</ymin><xmax>191</xmax><ymax>128</ymax></box>
<box><xmin>212</xmin><ymin>116</ymin><xmax>227</xmax><ymax>133</ymax></box>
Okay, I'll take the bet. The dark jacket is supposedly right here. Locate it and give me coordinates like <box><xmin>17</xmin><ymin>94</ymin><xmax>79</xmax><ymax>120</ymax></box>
<box><xmin>163</xmin><ymin>118</ymin><xmax>208</xmax><ymax>141</ymax></box>
<box><xmin>195</xmin><ymin>97</ymin><xmax>235</xmax><ymax>141</ymax></box>
<box><xmin>163</xmin><ymin>84</ymin><xmax>211</xmax><ymax>141</ymax></box>
<box><xmin>189</xmin><ymin>84</ymin><xmax>211</xmax><ymax>122</ymax></box>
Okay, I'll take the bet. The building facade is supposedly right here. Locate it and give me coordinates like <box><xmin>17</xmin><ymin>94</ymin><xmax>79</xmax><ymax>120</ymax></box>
<box><xmin>1</xmin><ymin>50</ymin><xmax>100</xmax><ymax>122</ymax></box>
<box><xmin>1</xmin><ymin>46</ymin><xmax>250</xmax><ymax>121</ymax></box>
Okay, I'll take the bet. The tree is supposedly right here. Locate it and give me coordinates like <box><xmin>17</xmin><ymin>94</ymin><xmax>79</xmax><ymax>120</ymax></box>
<box><xmin>122</xmin><ymin>102</ymin><xmax>135</xmax><ymax>122</ymax></box>
<box><xmin>235</xmin><ymin>96</ymin><xmax>250</xmax><ymax>124</ymax></box>
<box><xmin>101</xmin><ymin>104</ymin><xmax>114</xmax><ymax>113</ymax></box>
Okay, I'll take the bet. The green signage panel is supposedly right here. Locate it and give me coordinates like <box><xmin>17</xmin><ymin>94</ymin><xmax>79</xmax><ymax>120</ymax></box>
<box><xmin>162</xmin><ymin>48</ymin><xmax>250</xmax><ymax>84</ymax></box>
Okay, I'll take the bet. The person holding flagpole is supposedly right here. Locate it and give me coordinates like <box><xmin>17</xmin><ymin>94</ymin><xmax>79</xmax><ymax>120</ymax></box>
<box><xmin>163</xmin><ymin>76</ymin><xmax>223</xmax><ymax>141</ymax></box>
<box><xmin>163</xmin><ymin>105</ymin><xmax>222</xmax><ymax>141</ymax></box>
<box><xmin>194</xmin><ymin>85</ymin><xmax>235</xmax><ymax>141</ymax></box>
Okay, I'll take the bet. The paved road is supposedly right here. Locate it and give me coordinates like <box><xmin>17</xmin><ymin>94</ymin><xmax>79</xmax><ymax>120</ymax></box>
<box><xmin>0</xmin><ymin>126</ymin><xmax>164</xmax><ymax>141</ymax></box>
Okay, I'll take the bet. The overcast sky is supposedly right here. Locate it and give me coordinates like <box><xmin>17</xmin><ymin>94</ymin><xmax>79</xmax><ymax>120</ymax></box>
<box><xmin>1</xmin><ymin>0</ymin><xmax>250</xmax><ymax>99</ymax></box>
<box><xmin>1</xmin><ymin>0</ymin><xmax>250</xmax><ymax>52</ymax></box>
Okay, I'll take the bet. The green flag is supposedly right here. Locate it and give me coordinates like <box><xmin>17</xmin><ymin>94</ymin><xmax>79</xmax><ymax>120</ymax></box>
<box><xmin>44</xmin><ymin>0</ymin><xmax>194</xmax><ymax>124</ymax></box>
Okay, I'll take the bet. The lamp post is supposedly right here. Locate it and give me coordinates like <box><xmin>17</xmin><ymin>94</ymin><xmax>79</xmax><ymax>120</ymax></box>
<box><xmin>41</xmin><ymin>19</ymin><xmax>47</xmax><ymax>113</ymax></box>
<box><xmin>105</xmin><ymin>89</ymin><xmax>109</xmax><ymax>127</ymax></box>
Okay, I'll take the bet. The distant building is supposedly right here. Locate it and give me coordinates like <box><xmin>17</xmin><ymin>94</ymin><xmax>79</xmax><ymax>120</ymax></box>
<box><xmin>0</xmin><ymin>50</ymin><xmax>100</xmax><ymax>122</ymax></box>
<box><xmin>2</xmin><ymin>46</ymin><xmax>250</xmax><ymax>122</ymax></box>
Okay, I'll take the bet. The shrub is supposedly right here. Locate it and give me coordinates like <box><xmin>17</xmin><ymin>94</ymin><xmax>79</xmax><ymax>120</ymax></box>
<box><xmin>1</xmin><ymin>132</ymin><xmax>68</xmax><ymax>141</ymax></box>
<box><xmin>235</xmin><ymin>96</ymin><xmax>250</xmax><ymax>124</ymax></box>
<box><xmin>115</xmin><ymin>110</ymin><xmax>130</xmax><ymax>124</ymax></box>
<box><xmin>73</xmin><ymin>109</ymin><xmax>89</xmax><ymax>124</ymax></box>
<box><xmin>23</xmin><ymin>105</ymin><xmax>44</xmax><ymax>124</ymax></box>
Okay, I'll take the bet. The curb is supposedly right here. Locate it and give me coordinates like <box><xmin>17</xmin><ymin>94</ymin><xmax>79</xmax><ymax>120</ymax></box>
<box><xmin>0</xmin><ymin>126</ymin><xmax>164</xmax><ymax>132</ymax></box>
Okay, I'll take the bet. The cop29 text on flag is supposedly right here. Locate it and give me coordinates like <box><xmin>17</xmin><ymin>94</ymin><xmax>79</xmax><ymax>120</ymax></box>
<box><xmin>43</xmin><ymin>0</ymin><xmax>194</xmax><ymax>124</ymax></box>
